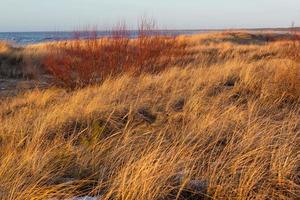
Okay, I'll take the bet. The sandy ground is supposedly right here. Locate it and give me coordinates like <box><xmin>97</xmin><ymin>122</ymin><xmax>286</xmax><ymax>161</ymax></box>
<box><xmin>0</xmin><ymin>77</ymin><xmax>50</xmax><ymax>99</ymax></box>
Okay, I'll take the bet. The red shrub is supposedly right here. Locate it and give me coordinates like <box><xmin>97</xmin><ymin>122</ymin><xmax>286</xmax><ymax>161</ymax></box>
<box><xmin>43</xmin><ymin>21</ymin><xmax>187</xmax><ymax>88</ymax></box>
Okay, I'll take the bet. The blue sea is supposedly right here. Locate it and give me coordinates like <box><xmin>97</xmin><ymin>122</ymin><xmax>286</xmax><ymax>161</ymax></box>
<box><xmin>0</xmin><ymin>30</ymin><xmax>210</xmax><ymax>46</ymax></box>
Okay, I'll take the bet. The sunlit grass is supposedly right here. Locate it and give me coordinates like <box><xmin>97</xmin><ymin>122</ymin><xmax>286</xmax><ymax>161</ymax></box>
<box><xmin>0</xmin><ymin>32</ymin><xmax>300</xmax><ymax>199</ymax></box>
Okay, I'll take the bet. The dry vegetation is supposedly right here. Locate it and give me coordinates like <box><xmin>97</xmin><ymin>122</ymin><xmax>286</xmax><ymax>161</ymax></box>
<box><xmin>42</xmin><ymin>24</ymin><xmax>187</xmax><ymax>88</ymax></box>
<box><xmin>0</xmin><ymin>31</ymin><xmax>300</xmax><ymax>199</ymax></box>
<box><xmin>0</xmin><ymin>42</ymin><xmax>45</xmax><ymax>79</ymax></box>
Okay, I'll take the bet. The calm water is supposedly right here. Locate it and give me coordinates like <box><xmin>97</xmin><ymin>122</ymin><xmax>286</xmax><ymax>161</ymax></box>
<box><xmin>0</xmin><ymin>30</ymin><xmax>209</xmax><ymax>46</ymax></box>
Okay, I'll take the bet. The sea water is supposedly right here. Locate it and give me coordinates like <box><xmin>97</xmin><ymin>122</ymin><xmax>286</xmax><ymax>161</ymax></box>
<box><xmin>0</xmin><ymin>30</ymin><xmax>209</xmax><ymax>46</ymax></box>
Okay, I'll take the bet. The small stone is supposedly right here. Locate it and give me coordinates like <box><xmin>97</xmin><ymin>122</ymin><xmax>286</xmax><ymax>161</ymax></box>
<box><xmin>186</xmin><ymin>179</ymin><xmax>208</xmax><ymax>193</ymax></box>
<box><xmin>168</xmin><ymin>172</ymin><xmax>209</xmax><ymax>200</ymax></box>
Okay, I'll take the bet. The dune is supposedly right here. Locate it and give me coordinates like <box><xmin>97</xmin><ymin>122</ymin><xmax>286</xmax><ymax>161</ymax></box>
<box><xmin>0</xmin><ymin>32</ymin><xmax>300</xmax><ymax>199</ymax></box>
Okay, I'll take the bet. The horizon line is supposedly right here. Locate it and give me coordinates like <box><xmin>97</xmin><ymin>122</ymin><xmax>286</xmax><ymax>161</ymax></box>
<box><xmin>0</xmin><ymin>26</ymin><xmax>299</xmax><ymax>33</ymax></box>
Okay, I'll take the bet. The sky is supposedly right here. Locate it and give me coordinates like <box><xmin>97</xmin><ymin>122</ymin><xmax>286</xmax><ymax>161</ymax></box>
<box><xmin>0</xmin><ymin>0</ymin><xmax>300</xmax><ymax>32</ymax></box>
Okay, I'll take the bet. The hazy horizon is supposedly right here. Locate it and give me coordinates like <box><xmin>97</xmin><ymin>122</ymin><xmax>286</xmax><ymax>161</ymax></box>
<box><xmin>0</xmin><ymin>26</ymin><xmax>299</xmax><ymax>33</ymax></box>
<box><xmin>1</xmin><ymin>0</ymin><xmax>300</xmax><ymax>32</ymax></box>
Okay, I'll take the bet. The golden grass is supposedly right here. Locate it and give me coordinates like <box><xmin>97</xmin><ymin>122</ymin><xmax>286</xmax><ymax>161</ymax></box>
<box><xmin>0</xmin><ymin>32</ymin><xmax>300</xmax><ymax>199</ymax></box>
<box><xmin>0</xmin><ymin>42</ymin><xmax>46</xmax><ymax>79</ymax></box>
<box><xmin>0</xmin><ymin>42</ymin><xmax>11</xmax><ymax>53</ymax></box>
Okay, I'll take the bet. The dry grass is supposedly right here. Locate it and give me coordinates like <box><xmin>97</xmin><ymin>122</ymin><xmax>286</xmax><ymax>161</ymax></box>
<box><xmin>0</xmin><ymin>42</ymin><xmax>11</xmax><ymax>53</ymax></box>
<box><xmin>0</xmin><ymin>42</ymin><xmax>46</xmax><ymax>79</ymax></box>
<box><xmin>0</xmin><ymin>32</ymin><xmax>300</xmax><ymax>199</ymax></box>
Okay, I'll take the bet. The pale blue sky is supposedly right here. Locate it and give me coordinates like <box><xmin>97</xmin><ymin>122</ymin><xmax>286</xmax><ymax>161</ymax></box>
<box><xmin>0</xmin><ymin>0</ymin><xmax>300</xmax><ymax>32</ymax></box>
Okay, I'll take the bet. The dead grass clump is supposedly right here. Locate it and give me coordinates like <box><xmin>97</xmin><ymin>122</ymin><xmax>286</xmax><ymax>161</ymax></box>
<box><xmin>0</xmin><ymin>41</ymin><xmax>11</xmax><ymax>53</ymax></box>
<box><xmin>0</xmin><ymin>44</ymin><xmax>43</xmax><ymax>79</ymax></box>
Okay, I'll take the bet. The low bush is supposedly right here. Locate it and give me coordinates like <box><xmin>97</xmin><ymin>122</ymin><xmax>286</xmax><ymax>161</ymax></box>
<box><xmin>43</xmin><ymin>21</ymin><xmax>187</xmax><ymax>88</ymax></box>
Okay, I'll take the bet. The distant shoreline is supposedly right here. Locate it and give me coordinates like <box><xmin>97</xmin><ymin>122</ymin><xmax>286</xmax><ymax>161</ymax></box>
<box><xmin>0</xmin><ymin>28</ymin><xmax>298</xmax><ymax>46</ymax></box>
<box><xmin>0</xmin><ymin>26</ymin><xmax>299</xmax><ymax>33</ymax></box>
